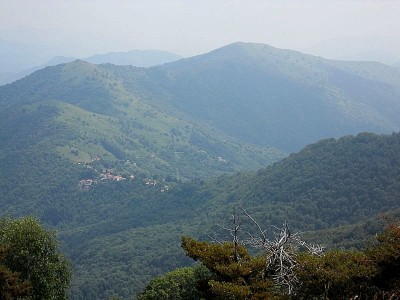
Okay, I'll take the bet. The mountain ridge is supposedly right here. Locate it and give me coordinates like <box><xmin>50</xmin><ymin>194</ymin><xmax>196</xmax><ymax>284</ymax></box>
<box><xmin>2</xmin><ymin>42</ymin><xmax>400</xmax><ymax>154</ymax></box>
<box><xmin>1</xmin><ymin>42</ymin><xmax>400</xmax><ymax>298</ymax></box>
<box><xmin>127</xmin><ymin>42</ymin><xmax>400</xmax><ymax>151</ymax></box>
<box><xmin>0</xmin><ymin>49</ymin><xmax>183</xmax><ymax>86</ymax></box>
<box><xmin>0</xmin><ymin>62</ymin><xmax>285</xmax><ymax>184</ymax></box>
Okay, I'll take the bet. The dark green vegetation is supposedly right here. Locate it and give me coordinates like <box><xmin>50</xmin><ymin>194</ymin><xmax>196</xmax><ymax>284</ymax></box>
<box><xmin>139</xmin><ymin>224</ymin><xmax>400</xmax><ymax>299</ymax></box>
<box><xmin>0</xmin><ymin>42</ymin><xmax>400</xmax><ymax>298</ymax></box>
<box><xmin>137</xmin><ymin>265</ymin><xmax>207</xmax><ymax>300</ymax></box>
<box><xmin>0</xmin><ymin>216</ymin><xmax>71</xmax><ymax>300</ymax></box>
<box><xmin>72</xmin><ymin>132</ymin><xmax>399</xmax><ymax>298</ymax></box>
<box><xmin>1</xmin><ymin>130</ymin><xmax>399</xmax><ymax>299</ymax></box>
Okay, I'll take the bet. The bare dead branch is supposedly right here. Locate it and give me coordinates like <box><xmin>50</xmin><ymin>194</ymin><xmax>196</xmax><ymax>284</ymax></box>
<box><xmin>211</xmin><ymin>206</ymin><xmax>324</xmax><ymax>294</ymax></box>
<box><xmin>240</xmin><ymin>206</ymin><xmax>268</xmax><ymax>243</ymax></box>
<box><xmin>207</xmin><ymin>232</ymin><xmax>223</xmax><ymax>245</ymax></box>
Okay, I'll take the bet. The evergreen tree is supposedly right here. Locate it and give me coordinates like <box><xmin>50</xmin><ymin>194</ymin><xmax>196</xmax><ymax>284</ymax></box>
<box><xmin>181</xmin><ymin>237</ymin><xmax>280</xmax><ymax>299</ymax></box>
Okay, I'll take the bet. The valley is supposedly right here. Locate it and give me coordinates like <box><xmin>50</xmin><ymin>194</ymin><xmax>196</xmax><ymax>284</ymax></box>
<box><xmin>0</xmin><ymin>42</ymin><xmax>399</xmax><ymax>299</ymax></box>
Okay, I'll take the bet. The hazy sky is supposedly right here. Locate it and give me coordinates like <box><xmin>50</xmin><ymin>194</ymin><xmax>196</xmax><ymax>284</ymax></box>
<box><xmin>1</xmin><ymin>0</ymin><xmax>400</xmax><ymax>60</ymax></box>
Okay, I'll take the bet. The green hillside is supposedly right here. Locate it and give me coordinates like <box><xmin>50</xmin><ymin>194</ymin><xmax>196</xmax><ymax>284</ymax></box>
<box><xmin>62</xmin><ymin>132</ymin><xmax>400</xmax><ymax>298</ymax></box>
<box><xmin>115</xmin><ymin>42</ymin><xmax>400</xmax><ymax>151</ymax></box>
<box><xmin>2</xmin><ymin>43</ymin><xmax>400</xmax><ymax>154</ymax></box>
<box><xmin>0</xmin><ymin>62</ymin><xmax>283</xmax><ymax>181</ymax></box>
<box><xmin>2</xmin><ymin>43</ymin><xmax>400</xmax><ymax>153</ymax></box>
<box><xmin>0</xmin><ymin>111</ymin><xmax>399</xmax><ymax>298</ymax></box>
<box><xmin>219</xmin><ymin>132</ymin><xmax>400</xmax><ymax>229</ymax></box>
<box><xmin>0</xmin><ymin>43</ymin><xmax>400</xmax><ymax>299</ymax></box>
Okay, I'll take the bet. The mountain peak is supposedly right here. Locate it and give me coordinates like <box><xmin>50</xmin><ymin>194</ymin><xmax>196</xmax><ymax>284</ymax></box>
<box><xmin>209</xmin><ymin>41</ymin><xmax>275</xmax><ymax>55</ymax></box>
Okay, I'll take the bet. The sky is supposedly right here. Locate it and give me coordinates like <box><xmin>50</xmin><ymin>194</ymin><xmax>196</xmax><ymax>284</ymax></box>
<box><xmin>1</xmin><ymin>0</ymin><xmax>400</xmax><ymax>70</ymax></box>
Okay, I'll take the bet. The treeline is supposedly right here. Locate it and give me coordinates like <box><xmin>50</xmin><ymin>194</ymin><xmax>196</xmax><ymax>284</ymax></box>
<box><xmin>138</xmin><ymin>223</ymin><xmax>400</xmax><ymax>299</ymax></box>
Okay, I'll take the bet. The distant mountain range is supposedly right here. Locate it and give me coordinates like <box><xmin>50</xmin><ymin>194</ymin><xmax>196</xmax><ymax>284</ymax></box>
<box><xmin>0</xmin><ymin>42</ymin><xmax>400</xmax><ymax>299</ymax></box>
<box><xmin>0</xmin><ymin>56</ymin><xmax>76</xmax><ymax>86</ymax></box>
<box><xmin>84</xmin><ymin>49</ymin><xmax>182</xmax><ymax>66</ymax></box>
<box><xmin>126</xmin><ymin>42</ymin><xmax>400</xmax><ymax>152</ymax></box>
<box><xmin>0</xmin><ymin>49</ymin><xmax>182</xmax><ymax>86</ymax></box>
<box><xmin>2</xmin><ymin>42</ymin><xmax>399</xmax><ymax>152</ymax></box>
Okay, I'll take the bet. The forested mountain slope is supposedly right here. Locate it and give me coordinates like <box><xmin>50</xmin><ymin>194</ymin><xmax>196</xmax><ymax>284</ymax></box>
<box><xmin>1</xmin><ymin>42</ymin><xmax>400</xmax><ymax>153</ymax></box>
<box><xmin>63</xmin><ymin>132</ymin><xmax>400</xmax><ymax>298</ymax></box>
<box><xmin>116</xmin><ymin>42</ymin><xmax>400</xmax><ymax>151</ymax></box>
<box><xmin>0</xmin><ymin>62</ymin><xmax>283</xmax><ymax>182</ymax></box>
<box><xmin>202</xmin><ymin>132</ymin><xmax>400</xmax><ymax>230</ymax></box>
<box><xmin>0</xmin><ymin>42</ymin><xmax>400</xmax><ymax>299</ymax></box>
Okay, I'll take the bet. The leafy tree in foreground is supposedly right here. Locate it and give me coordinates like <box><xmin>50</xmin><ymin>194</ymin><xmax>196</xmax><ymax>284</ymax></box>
<box><xmin>137</xmin><ymin>265</ymin><xmax>209</xmax><ymax>300</ymax></box>
<box><xmin>0</xmin><ymin>216</ymin><xmax>72</xmax><ymax>300</ymax></box>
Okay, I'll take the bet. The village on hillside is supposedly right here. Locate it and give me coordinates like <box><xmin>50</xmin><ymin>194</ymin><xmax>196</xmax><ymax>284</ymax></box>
<box><xmin>77</xmin><ymin>156</ymin><xmax>170</xmax><ymax>192</ymax></box>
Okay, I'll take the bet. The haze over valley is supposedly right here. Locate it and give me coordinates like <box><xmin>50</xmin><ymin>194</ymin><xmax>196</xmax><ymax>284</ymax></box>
<box><xmin>0</xmin><ymin>1</ymin><xmax>399</xmax><ymax>299</ymax></box>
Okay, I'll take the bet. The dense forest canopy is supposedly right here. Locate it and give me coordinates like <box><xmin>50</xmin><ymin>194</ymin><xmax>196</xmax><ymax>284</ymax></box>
<box><xmin>0</xmin><ymin>131</ymin><xmax>396</xmax><ymax>299</ymax></box>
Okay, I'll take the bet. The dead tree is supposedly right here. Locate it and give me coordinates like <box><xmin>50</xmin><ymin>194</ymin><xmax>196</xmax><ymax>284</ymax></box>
<box><xmin>242</xmin><ymin>207</ymin><xmax>324</xmax><ymax>294</ymax></box>
<box><xmin>213</xmin><ymin>206</ymin><xmax>324</xmax><ymax>295</ymax></box>
<box><xmin>212</xmin><ymin>207</ymin><xmax>243</xmax><ymax>262</ymax></box>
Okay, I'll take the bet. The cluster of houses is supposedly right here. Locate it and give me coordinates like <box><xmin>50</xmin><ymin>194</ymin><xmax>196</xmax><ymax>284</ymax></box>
<box><xmin>100</xmin><ymin>172</ymin><xmax>126</xmax><ymax>182</ymax></box>
<box><xmin>76</xmin><ymin>155</ymin><xmax>171</xmax><ymax>192</ymax></box>
<box><xmin>78</xmin><ymin>172</ymin><xmax>169</xmax><ymax>193</ymax></box>
<box><xmin>78</xmin><ymin>171</ymin><xmax>132</xmax><ymax>190</ymax></box>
